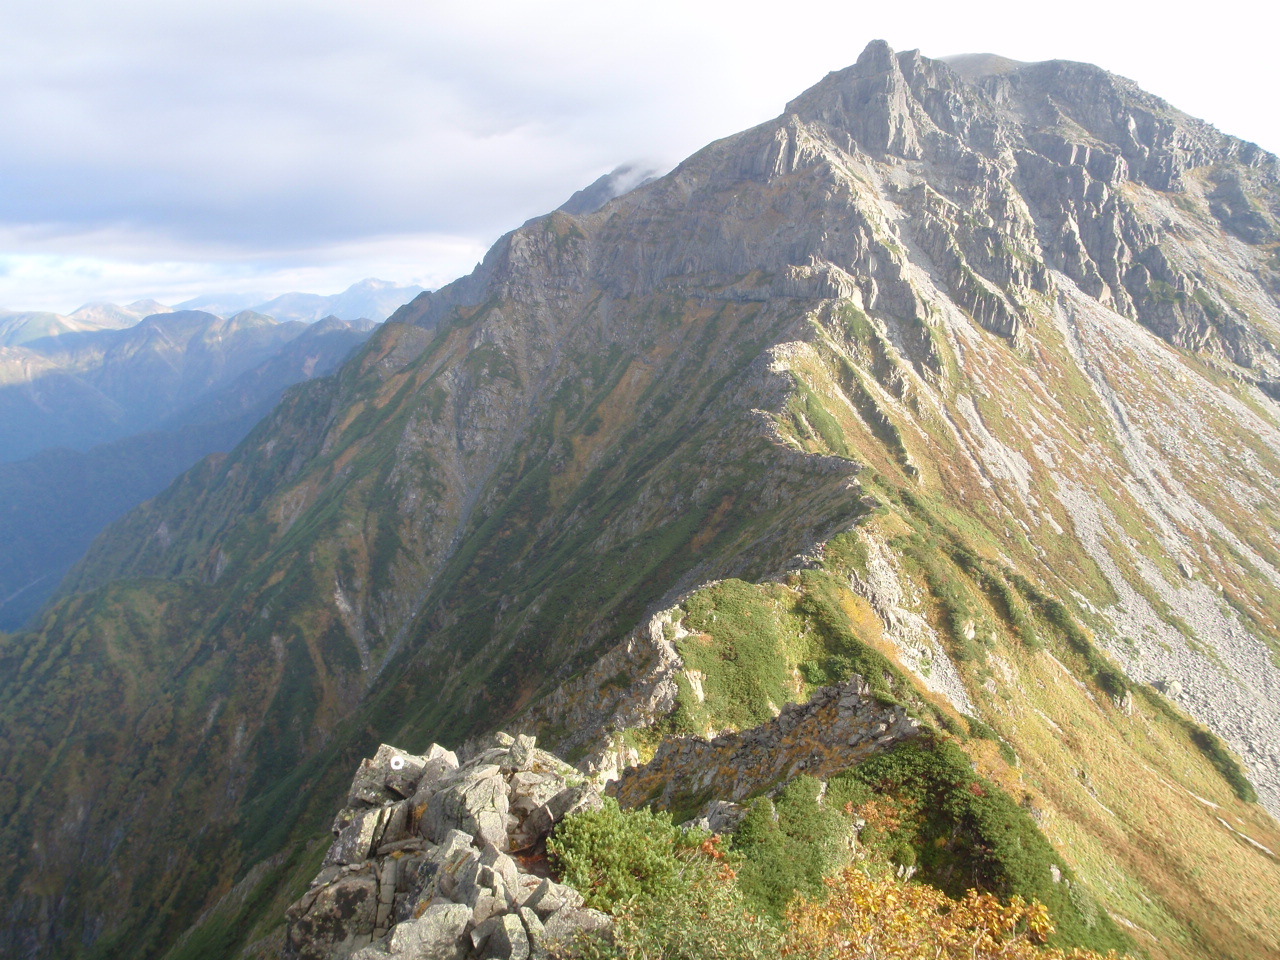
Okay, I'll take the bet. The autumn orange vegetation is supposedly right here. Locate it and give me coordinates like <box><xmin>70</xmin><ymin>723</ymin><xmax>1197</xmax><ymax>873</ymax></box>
<box><xmin>782</xmin><ymin>867</ymin><xmax>1120</xmax><ymax>960</ymax></box>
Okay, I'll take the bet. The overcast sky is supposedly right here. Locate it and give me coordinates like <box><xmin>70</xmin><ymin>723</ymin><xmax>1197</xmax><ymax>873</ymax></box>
<box><xmin>2</xmin><ymin>0</ymin><xmax>1276</xmax><ymax>314</ymax></box>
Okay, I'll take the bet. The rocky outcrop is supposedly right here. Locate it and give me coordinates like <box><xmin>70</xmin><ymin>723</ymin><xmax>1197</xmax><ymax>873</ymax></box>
<box><xmin>516</xmin><ymin>607</ymin><xmax>687</xmax><ymax>780</ymax></box>
<box><xmin>611</xmin><ymin>674</ymin><xmax>921</xmax><ymax>810</ymax></box>
<box><xmin>285</xmin><ymin>734</ymin><xmax>609</xmax><ymax>960</ymax></box>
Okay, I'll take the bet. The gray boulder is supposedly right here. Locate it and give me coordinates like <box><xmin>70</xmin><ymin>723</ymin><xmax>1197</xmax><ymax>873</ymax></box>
<box><xmin>523</xmin><ymin>879</ymin><xmax>584</xmax><ymax>921</ymax></box>
<box><xmin>508</xmin><ymin>771</ymin><xmax>571</xmax><ymax>848</ymax></box>
<box><xmin>327</xmin><ymin>807</ymin><xmax>391</xmax><ymax>866</ymax></box>
<box><xmin>502</xmin><ymin>734</ymin><xmax>538</xmax><ymax>773</ymax></box>
<box><xmin>512</xmin><ymin>873</ymin><xmax>544</xmax><ymax>905</ymax></box>
<box><xmin>471</xmin><ymin>892</ymin><xmax>507</xmax><ymax>926</ymax></box>
<box><xmin>520</xmin><ymin>783</ymin><xmax>603</xmax><ymax>848</ymax></box>
<box><xmin>392</xmin><ymin>857</ymin><xmax>439</xmax><ymax>924</ymax></box>
<box><xmin>349</xmin><ymin>744</ymin><xmax>428</xmax><ymax>807</ymax></box>
<box><xmin>451</xmin><ymin>855</ymin><xmax>487</xmax><ymax>908</ymax></box>
<box><xmin>509</xmin><ymin>772</ymin><xmax>568</xmax><ymax>814</ymax></box>
<box><xmin>408</xmin><ymin>747</ymin><xmax>464</xmax><ymax>810</ymax></box>
<box><xmin>436</xmin><ymin>848</ymin><xmax>481</xmax><ymax>902</ymax></box>
<box><xmin>519</xmin><ymin>907</ymin><xmax>549</xmax><ymax>960</ymax></box>
<box><xmin>378</xmin><ymin>801</ymin><xmax>414</xmax><ymax>849</ymax></box>
<box><xmin>1154</xmin><ymin>678</ymin><xmax>1185</xmax><ymax>698</ymax></box>
<box><xmin>421</xmin><ymin>769</ymin><xmax>510</xmax><ymax>846</ymax></box>
<box><xmin>477</xmin><ymin>842</ymin><xmax>520</xmax><ymax>900</ymax></box>
<box><xmin>682</xmin><ymin>799</ymin><xmax>745</xmax><ymax>835</ymax></box>
<box><xmin>387</xmin><ymin>902</ymin><xmax>471</xmax><ymax>960</ymax></box>
<box><xmin>477</xmin><ymin>913</ymin><xmax>530</xmax><ymax>960</ymax></box>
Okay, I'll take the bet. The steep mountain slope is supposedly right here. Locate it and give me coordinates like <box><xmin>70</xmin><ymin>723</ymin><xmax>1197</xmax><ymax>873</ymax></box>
<box><xmin>0</xmin><ymin>318</ymin><xmax>376</xmax><ymax>630</ymax></box>
<box><xmin>1</xmin><ymin>41</ymin><xmax>1279</xmax><ymax>960</ymax></box>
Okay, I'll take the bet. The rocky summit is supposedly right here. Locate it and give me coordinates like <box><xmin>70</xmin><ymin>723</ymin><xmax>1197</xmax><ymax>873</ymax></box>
<box><xmin>1</xmin><ymin>39</ymin><xmax>1279</xmax><ymax>960</ymax></box>
<box><xmin>285</xmin><ymin>734</ymin><xmax>608</xmax><ymax>960</ymax></box>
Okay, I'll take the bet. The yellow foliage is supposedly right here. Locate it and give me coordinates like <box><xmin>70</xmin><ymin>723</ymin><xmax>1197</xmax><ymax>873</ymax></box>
<box><xmin>782</xmin><ymin>867</ymin><xmax>1120</xmax><ymax>960</ymax></box>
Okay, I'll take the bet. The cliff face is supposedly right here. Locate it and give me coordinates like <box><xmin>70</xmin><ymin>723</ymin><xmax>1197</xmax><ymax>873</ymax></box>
<box><xmin>2</xmin><ymin>41</ymin><xmax>1279</xmax><ymax>960</ymax></box>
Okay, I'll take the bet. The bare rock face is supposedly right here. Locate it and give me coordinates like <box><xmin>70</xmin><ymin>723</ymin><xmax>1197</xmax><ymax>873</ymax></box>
<box><xmin>284</xmin><ymin>735</ymin><xmax>607</xmax><ymax>960</ymax></box>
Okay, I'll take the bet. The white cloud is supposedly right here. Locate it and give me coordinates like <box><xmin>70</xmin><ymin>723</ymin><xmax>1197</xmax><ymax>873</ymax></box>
<box><xmin>0</xmin><ymin>0</ymin><xmax>1275</xmax><ymax>312</ymax></box>
<box><xmin>0</xmin><ymin>231</ymin><xmax>488</xmax><ymax>313</ymax></box>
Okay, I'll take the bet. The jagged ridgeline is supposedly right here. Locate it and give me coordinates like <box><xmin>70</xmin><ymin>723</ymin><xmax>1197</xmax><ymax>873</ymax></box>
<box><xmin>2</xmin><ymin>38</ymin><xmax>1280</xmax><ymax>960</ymax></box>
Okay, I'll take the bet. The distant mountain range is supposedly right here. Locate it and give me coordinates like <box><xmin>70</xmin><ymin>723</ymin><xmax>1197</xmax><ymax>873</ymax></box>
<box><xmin>0</xmin><ymin>313</ymin><xmax>376</xmax><ymax>630</ymax></box>
<box><xmin>0</xmin><ymin>300</ymin><xmax>172</xmax><ymax>347</ymax></box>
<box><xmin>174</xmin><ymin>277</ymin><xmax>424</xmax><ymax>324</ymax></box>
<box><xmin>0</xmin><ymin>278</ymin><xmax>422</xmax><ymax>632</ymax></box>
<box><xmin>0</xmin><ymin>277</ymin><xmax>423</xmax><ymax>348</ymax></box>
<box><xmin>1</xmin><ymin>310</ymin><xmax>311</xmax><ymax>461</ymax></box>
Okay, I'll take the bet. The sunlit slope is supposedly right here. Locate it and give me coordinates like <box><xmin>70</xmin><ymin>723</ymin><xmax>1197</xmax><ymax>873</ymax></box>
<box><xmin>568</xmin><ymin>514</ymin><xmax>1280</xmax><ymax>959</ymax></box>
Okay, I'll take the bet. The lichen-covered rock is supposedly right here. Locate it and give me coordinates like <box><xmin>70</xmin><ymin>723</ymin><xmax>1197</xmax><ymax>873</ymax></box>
<box><xmin>408</xmin><ymin>746</ymin><xmax>464</xmax><ymax>808</ymax></box>
<box><xmin>682</xmin><ymin>799</ymin><xmax>746</xmax><ymax>835</ymax></box>
<box><xmin>285</xmin><ymin>871</ymin><xmax>379</xmax><ymax>960</ymax></box>
<box><xmin>481</xmin><ymin>913</ymin><xmax>530</xmax><ymax>960</ymax></box>
<box><xmin>435</xmin><ymin>847</ymin><xmax>481</xmax><ymax>902</ymax></box>
<box><xmin>327</xmin><ymin>808</ymin><xmax>392</xmax><ymax>867</ymax></box>
<box><xmin>502</xmin><ymin>734</ymin><xmax>538</xmax><ymax>773</ymax></box>
<box><xmin>378</xmin><ymin>801</ymin><xmax>414</xmax><ymax>849</ymax></box>
<box><xmin>349</xmin><ymin>745</ymin><xmax>431</xmax><ymax>807</ymax></box>
<box><xmin>477</xmin><ymin>843</ymin><xmax>520</xmax><ymax>899</ymax></box>
<box><xmin>612</xmin><ymin>674</ymin><xmax>920</xmax><ymax>809</ymax></box>
<box><xmin>387</xmin><ymin>902</ymin><xmax>471</xmax><ymax>959</ymax></box>
<box><xmin>519</xmin><ymin>907</ymin><xmax>549</xmax><ymax>960</ymax></box>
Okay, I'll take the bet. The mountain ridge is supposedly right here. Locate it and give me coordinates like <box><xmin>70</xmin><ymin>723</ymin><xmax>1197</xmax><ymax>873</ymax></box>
<box><xmin>0</xmin><ymin>279</ymin><xmax>423</xmax><ymax>351</ymax></box>
<box><xmin>174</xmin><ymin>279</ymin><xmax>426</xmax><ymax>325</ymax></box>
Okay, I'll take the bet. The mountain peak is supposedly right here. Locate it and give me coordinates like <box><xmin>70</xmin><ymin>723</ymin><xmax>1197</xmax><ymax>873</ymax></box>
<box><xmin>3</xmin><ymin>37</ymin><xmax>1280</xmax><ymax>960</ymax></box>
<box><xmin>785</xmin><ymin>38</ymin><xmax>928</xmax><ymax>159</ymax></box>
<box><xmin>855</xmin><ymin>37</ymin><xmax>897</xmax><ymax>71</ymax></box>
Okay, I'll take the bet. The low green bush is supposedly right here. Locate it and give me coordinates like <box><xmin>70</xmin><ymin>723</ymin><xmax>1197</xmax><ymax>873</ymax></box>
<box><xmin>1190</xmin><ymin>729</ymin><xmax>1258</xmax><ymax>803</ymax></box>
<box><xmin>732</xmin><ymin>776</ymin><xmax>851</xmax><ymax>918</ymax></box>
<box><xmin>571</xmin><ymin>859</ymin><xmax>782</xmax><ymax>960</ymax></box>
<box><xmin>552</xmin><ymin>799</ymin><xmax>782</xmax><ymax>960</ymax></box>
<box><xmin>548</xmin><ymin>798</ymin><xmax>701</xmax><ymax>910</ymax></box>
